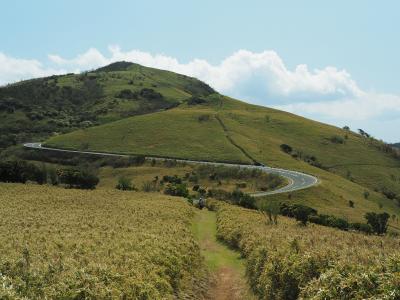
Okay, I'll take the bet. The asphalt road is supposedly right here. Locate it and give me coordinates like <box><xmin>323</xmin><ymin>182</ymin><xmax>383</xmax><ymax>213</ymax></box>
<box><xmin>23</xmin><ymin>142</ymin><xmax>318</xmax><ymax>197</ymax></box>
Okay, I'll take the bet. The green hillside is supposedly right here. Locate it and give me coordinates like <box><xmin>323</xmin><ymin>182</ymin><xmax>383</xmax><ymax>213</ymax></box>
<box><xmin>44</xmin><ymin>68</ymin><xmax>400</xmax><ymax>225</ymax></box>
<box><xmin>0</xmin><ymin>61</ymin><xmax>214</xmax><ymax>151</ymax></box>
<box><xmin>2</xmin><ymin>61</ymin><xmax>397</xmax><ymax>224</ymax></box>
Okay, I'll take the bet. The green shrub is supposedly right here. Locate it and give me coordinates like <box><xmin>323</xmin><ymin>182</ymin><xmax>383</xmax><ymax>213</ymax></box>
<box><xmin>280</xmin><ymin>203</ymin><xmax>317</xmax><ymax>225</ymax></box>
<box><xmin>164</xmin><ymin>183</ymin><xmax>189</xmax><ymax>197</ymax></box>
<box><xmin>280</xmin><ymin>144</ymin><xmax>293</xmax><ymax>154</ymax></box>
<box><xmin>231</xmin><ymin>189</ymin><xmax>256</xmax><ymax>209</ymax></box>
<box><xmin>116</xmin><ymin>89</ymin><xmax>138</xmax><ymax>99</ymax></box>
<box><xmin>116</xmin><ymin>176</ymin><xmax>136</xmax><ymax>191</ymax></box>
<box><xmin>187</xmin><ymin>96</ymin><xmax>207</xmax><ymax>105</ymax></box>
<box><xmin>162</xmin><ymin>175</ymin><xmax>182</xmax><ymax>184</ymax></box>
<box><xmin>139</xmin><ymin>88</ymin><xmax>163</xmax><ymax>100</ymax></box>
<box><xmin>57</xmin><ymin>168</ymin><xmax>99</xmax><ymax>189</ymax></box>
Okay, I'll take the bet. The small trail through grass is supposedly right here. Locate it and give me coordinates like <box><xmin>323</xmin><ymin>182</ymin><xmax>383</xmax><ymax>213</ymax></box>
<box><xmin>193</xmin><ymin>209</ymin><xmax>255</xmax><ymax>300</ymax></box>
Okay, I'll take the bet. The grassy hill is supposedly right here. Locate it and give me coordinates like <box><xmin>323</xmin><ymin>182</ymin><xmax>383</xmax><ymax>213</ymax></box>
<box><xmin>3</xmin><ymin>61</ymin><xmax>399</xmax><ymax>224</ymax></box>
<box><xmin>0</xmin><ymin>61</ymin><xmax>214</xmax><ymax>151</ymax></box>
<box><xmin>45</xmin><ymin>77</ymin><xmax>400</xmax><ymax>224</ymax></box>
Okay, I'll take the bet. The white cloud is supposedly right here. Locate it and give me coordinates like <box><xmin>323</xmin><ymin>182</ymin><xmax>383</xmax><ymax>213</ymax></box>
<box><xmin>274</xmin><ymin>93</ymin><xmax>400</xmax><ymax>121</ymax></box>
<box><xmin>46</xmin><ymin>47</ymin><xmax>364</xmax><ymax>102</ymax></box>
<box><xmin>0</xmin><ymin>53</ymin><xmax>65</xmax><ymax>85</ymax></box>
<box><xmin>1</xmin><ymin>46</ymin><xmax>399</xmax><ymax>141</ymax></box>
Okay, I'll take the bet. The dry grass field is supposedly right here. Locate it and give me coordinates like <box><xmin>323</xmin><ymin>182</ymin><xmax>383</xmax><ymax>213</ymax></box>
<box><xmin>0</xmin><ymin>183</ymin><xmax>207</xmax><ymax>299</ymax></box>
<box><xmin>208</xmin><ymin>199</ymin><xmax>400</xmax><ymax>299</ymax></box>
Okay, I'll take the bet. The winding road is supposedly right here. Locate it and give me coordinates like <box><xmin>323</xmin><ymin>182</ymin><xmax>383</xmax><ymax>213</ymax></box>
<box><xmin>23</xmin><ymin>142</ymin><xmax>318</xmax><ymax>197</ymax></box>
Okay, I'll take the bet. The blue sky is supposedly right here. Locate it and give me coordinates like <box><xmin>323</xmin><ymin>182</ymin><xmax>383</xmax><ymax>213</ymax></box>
<box><xmin>1</xmin><ymin>0</ymin><xmax>400</xmax><ymax>142</ymax></box>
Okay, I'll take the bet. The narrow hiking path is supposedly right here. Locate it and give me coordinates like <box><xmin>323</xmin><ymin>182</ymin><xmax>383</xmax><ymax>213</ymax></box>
<box><xmin>192</xmin><ymin>209</ymin><xmax>256</xmax><ymax>300</ymax></box>
<box><xmin>214</xmin><ymin>115</ymin><xmax>259</xmax><ymax>165</ymax></box>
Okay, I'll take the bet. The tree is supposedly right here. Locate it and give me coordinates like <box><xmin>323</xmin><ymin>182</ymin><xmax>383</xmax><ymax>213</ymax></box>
<box><xmin>0</xmin><ymin>160</ymin><xmax>41</xmax><ymax>184</ymax></box>
<box><xmin>358</xmin><ymin>129</ymin><xmax>370</xmax><ymax>138</ymax></box>
<box><xmin>364</xmin><ymin>212</ymin><xmax>390</xmax><ymax>234</ymax></box>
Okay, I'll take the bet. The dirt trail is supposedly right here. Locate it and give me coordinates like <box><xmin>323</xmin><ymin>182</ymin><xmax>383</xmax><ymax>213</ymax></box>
<box><xmin>193</xmin><ymin>209</ymin><xmax>255</xmax><ymax>300</ymax></box>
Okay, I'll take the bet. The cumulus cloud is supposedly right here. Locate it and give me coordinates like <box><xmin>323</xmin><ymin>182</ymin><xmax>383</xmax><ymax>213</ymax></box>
<box><xmin>1</xmin><ymin>46</ymin><xmax>399</xmax><ymax>140</ymax></box>
<box><xmin>274</xmin><ymin>93</ymin><xmax>400</xmax><ymax>121</ymax></box>
<box><xmin>0</xmin><ymin>52</ymin><xmax>65</xmax><ymax>85</ymax></box>
<box><xmin>46</xmin><ymin>46</ymin><xmax>364</xmax><ymax>102</ymax></box>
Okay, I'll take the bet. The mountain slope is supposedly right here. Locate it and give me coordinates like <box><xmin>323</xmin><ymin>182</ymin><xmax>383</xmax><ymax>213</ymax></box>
<box><xmin>45</xmin><ymin>76</ymin><xmax>400</xmax><ymax>224</ymax></box>
<box><xmin>0</xmin><ymin>61</ymin><xmax>214</xmax><ymax>150</ymax></box>
<box><xmin>3</xmin><ymin>61</ymin><xmax>399</xmax><ymax>224</ymax></box>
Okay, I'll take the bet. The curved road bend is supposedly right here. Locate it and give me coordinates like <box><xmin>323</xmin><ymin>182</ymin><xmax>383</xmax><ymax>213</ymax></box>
<box><xmin>23</xmin><ymin>142</ymin><xmax>318</xmax><ymax>197</ymax></box>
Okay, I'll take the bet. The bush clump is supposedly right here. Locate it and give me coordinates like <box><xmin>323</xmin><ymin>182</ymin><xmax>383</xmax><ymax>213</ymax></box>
<box><xmin>116</xmin><ymin>176</ymin><xmax>136</xmax><ymax>191</ymax></box>
<box><xmin>57</xmin><ymin>168</ymin><xmax>99</xmax><ymax>189</ymax></box>
<box><xmin>116</xmin><ymin>89</ymin><xmax>138</xmax><ymax>99</ymax></box>
<box><xmin>187</xmin><ymin>96</ymin><xmax>207</xmax><ymax>105</ymax></box>
<box><xmin>280</xmin><ymin>144</ymin><xmax>293</xmax><ymax>154</ymax></box>
<box><xmin>164</xmin><ymin>183</ymin><xmax>189</xmax><ymax>197</ymax></box>
<box><xmin>329</xmin><ymin>135</ymin><xmax>345</xmax><ymax>144</ymax></box>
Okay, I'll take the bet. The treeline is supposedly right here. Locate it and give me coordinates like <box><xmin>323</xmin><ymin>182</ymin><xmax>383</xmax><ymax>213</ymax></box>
<box><xmin>20</xmin><ymin>147</ymin><xmax>146</xmax><ymax>168</ymax></box>
<box><xmin>280</xmin><ymin>203</ymin><xmax>390</xmax><ymax>235</ymax></box>
<box><xmin>0</xmin><ymin>159</ymin><xmax>99</xmax><ymax>189</ymax></box>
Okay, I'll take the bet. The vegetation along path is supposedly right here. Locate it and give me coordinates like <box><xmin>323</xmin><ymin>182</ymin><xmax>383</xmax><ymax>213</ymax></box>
<box><xmin>23</xmin><ymin>142</ymin><xmax>319</xmax><ymax>196</ymax></box>
<box><xmin>192</xmin><ymin>209</ymin><xmax>256</xmax><ymax>300</ymax></box>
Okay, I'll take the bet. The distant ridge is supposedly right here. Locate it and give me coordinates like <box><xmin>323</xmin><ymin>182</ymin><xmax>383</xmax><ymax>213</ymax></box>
<box><xmin>95</xmin><ymin>61</ymin><xmax>135</xmax><ymax>72</ymax></box>
<box><xmin>391</xmin><ymin>143</ymin><xmax>400</xmax><ymax>149</ymax></box>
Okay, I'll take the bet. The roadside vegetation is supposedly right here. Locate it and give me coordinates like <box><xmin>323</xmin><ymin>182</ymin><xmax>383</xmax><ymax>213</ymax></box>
<box><xmin>0</xmin><ymin>183</ymin><xmax>208</xmax><ymax>299</ymax></box>
<box><xmin>209</xmin><ymin>199</ymin><xmax>400</xmax><ymax>299</ymax></box>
